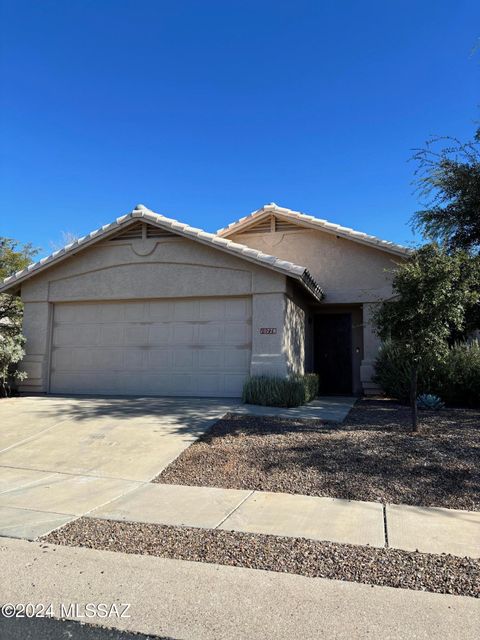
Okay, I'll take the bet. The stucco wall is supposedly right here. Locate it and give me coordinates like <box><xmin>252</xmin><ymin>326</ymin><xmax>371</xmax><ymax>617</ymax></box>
<box><xmin>19</xmin><ymin>234</ymin><xmax>294</xmax><ymax>392</ymax></box>
<box><xmin>230</xmin><ymin>228</ymin><xmax>399</xmax><ymax>304</ymax></box>
<box><xmin>231</xmin><ymin>227</ymin><xmax>397</xmax><ymax>393</ymax></box>
<box><xmin>250</xmin><ymin>293</ymin><xmax>289</xmax><ymax>378</ymax></box>
<box><xmin>283</xmin><ymin>296</ymin><xmax>305</xmax><ymax>376</ymax></box>
<box><xmin>21</xmin><ymin>237</ymin><xmax>287</xmax><ymax>302</ymax></box>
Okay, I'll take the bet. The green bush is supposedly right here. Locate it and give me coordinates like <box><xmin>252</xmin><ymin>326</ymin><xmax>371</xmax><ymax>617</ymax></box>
<box><xmin>373</xmin><ymin>340</ymin><xmax>440</xmax><ymax>403</ymax></box>
<box><xmin>0</xmin><ymin>333</ymin><xmax>27</xmax><ymax>397</ymax></box>
<box><xmin>303</xmin><ymin>373</ymin><xmax>320</xmax><ymax>402</ymax></box>
<box><xmin>242</xmin><ymin>373</ymin><xmax>319</xmax><ymax>408</ymax></box>
<box><xmin>374</xmin><ymin>339</ymin><xmax>480</xmax><ymax>407</ymax></box>
<box><xmin>437</xmin><ymin>341</ymin><xmax>480</xmax><ymax>407</ymax></box>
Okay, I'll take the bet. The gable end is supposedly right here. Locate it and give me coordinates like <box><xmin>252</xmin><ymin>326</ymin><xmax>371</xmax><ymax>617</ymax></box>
<box><xmin>109</xmin><ymin>221</ymin><xmax>179</xmax><ymax>241</ymax></box>
<box><xmin>235</xmin><ymin>213</ymin><xmax>304</xmax><ymax>236</ymax></box>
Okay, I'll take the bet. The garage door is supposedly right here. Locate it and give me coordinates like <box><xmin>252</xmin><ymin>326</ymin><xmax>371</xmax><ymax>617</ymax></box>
<box><xmin>50</xmin><ymin>298</ymin><xmax>252</xmax><ymax>397</ymax></box>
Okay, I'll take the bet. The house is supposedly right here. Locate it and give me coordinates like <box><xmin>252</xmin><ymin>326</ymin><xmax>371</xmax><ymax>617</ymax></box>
<box><xmin>0</xmin><ymin>203</ymin><xmax>409</xmax><ymax>397</ymax></box>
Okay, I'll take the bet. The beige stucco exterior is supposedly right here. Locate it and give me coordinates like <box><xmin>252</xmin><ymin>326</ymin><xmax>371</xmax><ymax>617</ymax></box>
<box><xmin>229</xmin><ymin>225</ymin><xmax>402</xmax><ymax>394</ymax></box>
<box><xmin>17</xmin><ymin>231</ymin><xmax>306</xmax><ymax>395</ymax></box>
<box><xmin>228</xmin><ymin>227</ymin><xmax>400</xmax><ymax>304</ymax></box>
<box><xmin>2</xmin><ymin>204</ymin><xmax>407</xmax><ymax>397</ymax></box>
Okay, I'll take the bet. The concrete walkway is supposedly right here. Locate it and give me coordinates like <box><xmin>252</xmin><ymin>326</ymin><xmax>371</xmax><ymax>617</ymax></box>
<box><xmin>2</xmin><ymin>395</ymin><xmax>477</xmax><ymax>559</ymax></box>
<box><xmin>237</xmin><ymin>396</ymin><xmax>357</xmax><ymax>422</ymax></box>
<box><xmin>0</xmin><ymin>394</ymin><xmax>356</xmax><ymax>540</ymax></box>
<box><xmin>1</xmin><ymin>538</ymin><xmax>478</xmax><ymax>640</ymax></box>
<box><xmin>0</xmin><ymin>396</ymin><xmax>240</xmax><ymax>539</ymax></box>
<box><xmin>90</xmin><ymin>483</ymin><xmax>480</xmax><ymax>558</ymax></box>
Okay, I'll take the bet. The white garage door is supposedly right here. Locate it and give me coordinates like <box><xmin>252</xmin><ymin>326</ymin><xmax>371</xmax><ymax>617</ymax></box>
<box><xmin>50</xmin><ymin>298</ymin><xmax>252</xmax><ymax>397</ymax></box>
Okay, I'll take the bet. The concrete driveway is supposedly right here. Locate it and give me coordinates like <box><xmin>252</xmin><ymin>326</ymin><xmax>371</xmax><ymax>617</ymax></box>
<box><xmin>0</xmin><ymin>395</ymin><xmax>238</xmax><ymax>539</ymax></box>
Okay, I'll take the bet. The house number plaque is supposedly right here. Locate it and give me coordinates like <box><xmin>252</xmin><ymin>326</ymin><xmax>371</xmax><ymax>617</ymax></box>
<box><xmin>260</xmin><ymin>328</ymin><xmax>277</xmax><ymax>334</ymax></box>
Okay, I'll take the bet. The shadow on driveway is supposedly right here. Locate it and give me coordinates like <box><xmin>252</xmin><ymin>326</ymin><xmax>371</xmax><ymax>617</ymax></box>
<box><xmin>0</xmin><ymin>614</ymin><xmax>172</xmax><ymax>640</ymax></box>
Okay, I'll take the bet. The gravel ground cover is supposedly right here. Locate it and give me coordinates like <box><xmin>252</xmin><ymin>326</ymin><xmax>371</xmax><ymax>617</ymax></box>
<box><xmin>44</xmin><ymin>518</ymin><xmax>480</xmax><ymax>598</ymax></box>
<box><xmin>155</xmin><ymin>399</ymin><xmax>480</xmax><ymax>511</ymax></box>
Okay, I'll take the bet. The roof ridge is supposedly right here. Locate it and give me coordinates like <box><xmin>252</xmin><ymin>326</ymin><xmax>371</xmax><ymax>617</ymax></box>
<box><xmin>217</xmin><ymin>203</ymin><xmax>411</xmax><ymax>256</ymax></box>
<box><xmin>1</xmin><ymin>204</ymin><xmax>324</xmax><ymax>301</ymax></box>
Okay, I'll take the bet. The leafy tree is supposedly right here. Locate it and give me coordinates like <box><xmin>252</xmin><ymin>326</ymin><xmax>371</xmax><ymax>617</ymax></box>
<box><xmin>373</xmin><ymin>244</ymin><xmax>480</xmax><ymax>431</ymax></box>
<box><xmin>0</xmin><ymin>238</ymin><xmax>38</xmax><ymax>396</ymax></box>
<box><xmin>412</xmin><ymin>128</ymin><xmax>480</xmax><ymax>254</ymax></box>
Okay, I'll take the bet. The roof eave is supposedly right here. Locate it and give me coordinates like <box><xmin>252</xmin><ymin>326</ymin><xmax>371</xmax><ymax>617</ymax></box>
<box><xmin>0</xmin><ymin>212</ymin><xmax>147</xmax><ymax>295</ymax></box>
<box><xmin>218</xmin><ymin>205</ymin><xmax>411</xmax><ymax>258</ymax></box>
<box><xmin>0</xmin><ymin>207</ymin><xmax>325</xmax><ymax>299</ymax></box>
<box><xmin>299</xmin><ymin>270</ymin><xmax>325</xmax><ymax>302</ymax></box>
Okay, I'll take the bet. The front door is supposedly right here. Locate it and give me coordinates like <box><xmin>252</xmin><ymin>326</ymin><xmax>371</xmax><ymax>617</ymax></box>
<box><xmin>314</xmin><ymin>313</ymin><xmax>352</xmax><ymax>394</ymax></box>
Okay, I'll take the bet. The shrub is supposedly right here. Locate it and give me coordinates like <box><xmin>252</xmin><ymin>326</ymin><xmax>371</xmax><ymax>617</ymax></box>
<box><xmin>242</xmin><ymin>374</ymin><xmax>319</xmax><ymax>408</ymax></box>
<box><xmin>0</xmin><ymin>333</ymin><xmax>27</xmax><ymax>397</ymax></box>
<box><xmin>303</xmin><ymin>373</ymin><xmax>320</xmax><ymax>402</ymax></box>
<box><xmin>373</xmin><ymin>340</ymin><xmax>441</xmax><ymax>403</ymax></box>
<box><xmin>374</xmin><ymin>339</ymin><xmax>480</xmax><ymax>407</ymax></box>
<box><xmin>438</xmin><ymin>341</ymin><xmax>480</xmax><ymax>407</ymax></box>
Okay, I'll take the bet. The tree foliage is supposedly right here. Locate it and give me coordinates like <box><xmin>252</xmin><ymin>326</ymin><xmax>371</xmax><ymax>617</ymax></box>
<box><xmin>412</xmin><ymin>128</ymin><xmax>480</xmax><ymax>254</ymax></box>
<box><xmin>373</xmin><ymin>244</ymin><xmax>480</xmax><ymax>429</ymax></box>
<box><xmin>0</xmin><ymin>238</ymin><xmax>38</xmax><ymax>395</ymax></box>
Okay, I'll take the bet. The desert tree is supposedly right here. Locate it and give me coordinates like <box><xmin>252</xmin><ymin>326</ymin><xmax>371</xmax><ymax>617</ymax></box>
<box><xmin>0</xmin><ymin>238</ymin><xmax>38</xmax><ymax>396</ymax></box>
<box><xmin>373</xmin><ymin>244</ymin><xmax>480</xmax><ymax>431</ymax></box>
<box><xmin>412</xmin><ymin>127</ymin><xmax>480</xmax><ymax>254</ymax></box>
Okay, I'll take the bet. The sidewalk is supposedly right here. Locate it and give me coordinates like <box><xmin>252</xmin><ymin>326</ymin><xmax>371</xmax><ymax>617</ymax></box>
<box><xmin>89</xmin><ymin>483</ymin><xmax>480</xmax><ymax>558</ymax></box>
<box><xmin>236</xmin><ymin>396</ymin><xmax>357</xmax><ymax>422</ymax></box>
<box><xmin>1</xmin><ymin>537</ymin><xmax>478</xmax><ymax>640</ymax></box>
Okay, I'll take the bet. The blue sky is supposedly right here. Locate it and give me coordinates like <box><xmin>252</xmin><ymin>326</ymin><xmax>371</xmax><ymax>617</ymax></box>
<box><xmin>1</xmin><ymin>0</ymin><xmax>478</xmax><ymax>256</ymax></box>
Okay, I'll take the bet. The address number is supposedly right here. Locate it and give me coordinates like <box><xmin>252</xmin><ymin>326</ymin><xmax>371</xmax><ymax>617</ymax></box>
<box><xmin>260</xmin><ymin>328</ymin><xmax>277</xmax><ymax>334</ymax></box>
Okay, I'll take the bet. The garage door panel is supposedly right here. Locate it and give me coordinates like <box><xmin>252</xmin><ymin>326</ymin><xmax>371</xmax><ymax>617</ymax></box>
<box><xmin>174</xmin><ymin>300</ymin><xmax>198</xmax><ymax>320</ymax></box>
<box><xmin>224</xmin><ymin>374</ymin><xmax>247</xmax><ymax>396</ymax></box>
<box><xmin>198</xmin><ymin>349</ymin><xmax>223</xmax><ymax>370</ymax></box>
<box><xmin>72</xmin><ymin>349</ymin><xmax>95</xmax><ymax>370</ymax></box>
<box><xmin>51</xmin><ymin>372</ymin><xmax>111</xmax><ymax>394</ymax></box>
<box><xmin>55</xmin><ymin>303</ymin><xmax>98</xmax><ymax>323</ymax></box>
<box><xmin>99</xmin><ymin>325</ymin><xmax>124</xmax><ymax>346</ymax></box>
<box><xmin>149</xmin><ymin>302</ymin><xmax>174</xmax><ymax>322</ymax></box>
<box><xmin>50</xmin><ymin>298</ymin><xmax>251</xmax><ymax>397</ymax></box>
<box><xmin>124</xmin><ymin>303</ymin><xmax>147</xmax><ymax>321</ymax></box>
<box><xmin>224</xmin><ymin>348</ymin><xmax>250</xmax><ymax>370</ymax></box>
<box><xmin>124</xmin><ymin>325</ymin><xmax>148</xmax><ymax>346</ymax></box>
<box><xmin>196</xmin><ymin>374</ymin><xmax>222</xmax><ymax>394</ymax></box>
<box><xmin>199</xmin><ymin>299</ymin><xmax>226</xmax><ymax>321</ymax></box>
<box><xmin>226</xmin><ymin>298</ymin><xmax>251</xmax><ymax>320</ymax></box>
<box><xmin>92</xmin><ymin>349</ymin><xmax>125</xmax><ymax>370</ymax></box>
<box><xmin>224</xmin><ymin>323</ymin><xmax>250</xmax><ymax>345</ymax></box>
<box><xmin>127</xmin><ymin>349</ymin><xmax>147</xmax><ymax>370</ymax></box>
<box><xmin>53</xmin><ymin>324</ymin><xmax>99</xmax><ymax>347</ymax></box>
<box><xmin>198</xmin><ymin>324</ymin><xmax>224</xmax><ymax>344</ymax></box>
<box><xmin>98</xmin><ymin>303</ymin><xmax>126</xmax><ymax>322</ymax></box>
<box><xmin>147</xmin><ymin>350</ymin><xmax>174</xmax><ymax>370</ymax></box>
<box><xmin>148</xmin><ymin>324</ymin><xmax>172</xmax><ymax>344</ymax></box>
<box><xmin>173</xmin><ymin>349</ymin><xmax>195</xmax><ymax>369</ymax></box>
<box><xmin>173</xmin><ymin>324</ymin><xmax>196</xmax><ymax>343</ymax></box>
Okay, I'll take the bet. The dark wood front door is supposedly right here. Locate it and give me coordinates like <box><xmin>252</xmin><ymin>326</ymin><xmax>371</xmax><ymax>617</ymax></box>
<box><xmin>314</xmin><ymin>314</ymin><xmax>352</xmax><ymax>394</ymax></box>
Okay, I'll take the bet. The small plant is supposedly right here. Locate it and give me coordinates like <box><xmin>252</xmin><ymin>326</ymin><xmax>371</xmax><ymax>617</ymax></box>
<box><xmin>417</xmin><ymin>394</ymin><xmax>444</xmax><ymax>410</ymax></box>
<box><xmin>242</xmin><ymin>374</ymin><xmax>319</xmax><ymax>408</ymax></box>
<box><xmin>302</xmin><ymin>373</ymin><xmax>319</xmax><ymax>403</ymax></box>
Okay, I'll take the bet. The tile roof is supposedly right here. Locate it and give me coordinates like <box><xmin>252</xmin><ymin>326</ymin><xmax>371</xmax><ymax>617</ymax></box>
<box><xmin>217</xmin><ymin>203</ymin><xmax>411</xmax><ymax>257</ymax></box>
<box><xmin>0</xmin><ymin>205</ymin><xmax>324</xmax><ymax>301</ymax></box>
